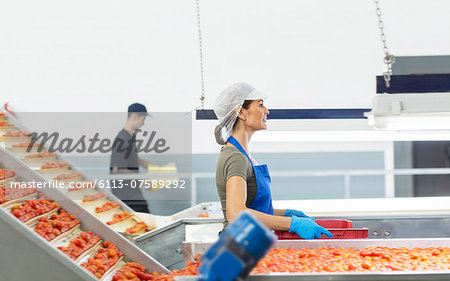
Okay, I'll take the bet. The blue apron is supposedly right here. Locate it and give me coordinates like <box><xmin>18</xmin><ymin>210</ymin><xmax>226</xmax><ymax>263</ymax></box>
<box><xmin>227</xmin><ymin>136</ymin><xmax>274</xmax><ymax>215</ymax></box>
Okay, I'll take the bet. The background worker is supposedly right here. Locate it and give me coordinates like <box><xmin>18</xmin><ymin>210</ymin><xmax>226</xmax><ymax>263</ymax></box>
<box><xmin>110</xmin><ymin>103</ymin><xmax>154</xmax><ymax>213</ymax></box>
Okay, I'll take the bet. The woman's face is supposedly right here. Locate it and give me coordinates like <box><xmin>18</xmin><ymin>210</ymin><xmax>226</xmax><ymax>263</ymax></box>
<box><xmin>242</xmin><ymin>99</ymin><xmax>269</xmax><ymax>131</ymax></box>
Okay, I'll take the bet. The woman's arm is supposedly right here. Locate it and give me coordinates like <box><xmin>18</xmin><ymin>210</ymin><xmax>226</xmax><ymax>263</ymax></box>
<box><xmin>226</xmin><ymin>176</ymin><xmax>291</xmax><ymax>230</ymax></box>
<box><xmin>273</xmin><ymin>209</ymin><xmax>287</xmax><ymax>216</ymax></box>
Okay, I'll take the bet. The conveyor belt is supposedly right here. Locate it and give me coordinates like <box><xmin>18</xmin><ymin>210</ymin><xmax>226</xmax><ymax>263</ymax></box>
<box><xmin>181</xmin><ymin>239</ymin><xmax>450</xmax><ymax>281</ymax></box>
<box><xmin>0</xmin><ymin>145</ymin><xmax>169</xmax><ymax>280</ymax></box>
<box><xmin>175</xmin><ymin>272</ymin><xmax>450</xmax><ymax>281</ymax></box>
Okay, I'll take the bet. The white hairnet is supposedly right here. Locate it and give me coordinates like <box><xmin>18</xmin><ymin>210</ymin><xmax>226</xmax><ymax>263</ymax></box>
<box><xmin>213</xmin><ymin>82</ymin><xmax>268</xmax><ymax>145</ymax></box>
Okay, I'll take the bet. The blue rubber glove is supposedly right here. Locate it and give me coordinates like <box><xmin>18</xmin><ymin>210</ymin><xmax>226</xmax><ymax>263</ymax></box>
<box><xmin>289</xmin><ymin>216</ymin><xmax>333</xmax><ymax>240</ymax></box>
<box><xmin>284</xmin><ymin>209</ymin><xmax>314</xmax><ymax>220</ymax></box>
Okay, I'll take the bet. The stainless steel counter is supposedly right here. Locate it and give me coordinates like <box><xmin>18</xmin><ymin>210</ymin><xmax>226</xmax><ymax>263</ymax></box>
<box><xmin>132</xmin><ymin>218</ymin><xmax>223</xmax><ymax>270</ymax></box>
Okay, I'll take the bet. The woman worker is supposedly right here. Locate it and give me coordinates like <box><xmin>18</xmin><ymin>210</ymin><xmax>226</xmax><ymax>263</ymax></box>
<box><xmin>214</xmin><ymin>82</ymin><xmax>333</xmax><ymax>240</ymax></box>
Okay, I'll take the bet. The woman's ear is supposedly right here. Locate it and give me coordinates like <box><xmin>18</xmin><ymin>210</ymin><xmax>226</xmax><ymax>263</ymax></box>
<box><xmin>237</xmin><ymin>108</ymin><xmax>246</xmax><ymax>121</ymax></box>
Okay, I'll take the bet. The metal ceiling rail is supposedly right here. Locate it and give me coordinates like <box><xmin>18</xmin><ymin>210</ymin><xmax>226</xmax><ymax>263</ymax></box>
<box><xmin>196</xmin><ymin>109</ymin><xmax>370</xmax><ymax>120</ymax></box>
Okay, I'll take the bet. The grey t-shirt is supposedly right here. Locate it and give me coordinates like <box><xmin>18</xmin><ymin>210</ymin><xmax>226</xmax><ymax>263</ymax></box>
<box><xmin>109</xmin><ymin>129</ymin><xmax>147</xmax><ymax>202</ymax></box>
<box><xmin>110</xmin><ymin>129</ymin><xmax>139</xmax><ymax>172</ymax></box>
<box><xmin>215</xmin><ymin>146</ymin><xmax>257</xmax><ymax>226</ymax></box>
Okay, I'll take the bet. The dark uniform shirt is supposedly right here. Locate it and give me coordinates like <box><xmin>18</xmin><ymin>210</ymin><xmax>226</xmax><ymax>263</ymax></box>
<box><xmin>110</xmin><ymin>129</ymin><xmax>149</xmax><ymax>212</ymax></box>
<box><xmin>110</xmin><ymin>129</ymin><xmax>139</xmax><ymax>172</ymax></box>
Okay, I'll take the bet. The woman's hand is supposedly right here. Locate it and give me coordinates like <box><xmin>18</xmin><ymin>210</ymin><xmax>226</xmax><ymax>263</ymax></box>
<box><xmin>283</xmin><ymin>209</ymin><xmax>314</xmax><ymax>220</ymax></box>
<box><xmin>289</xmin><ymin>217</ymin><xmax>333</xmax><ymax>240</ymax></box>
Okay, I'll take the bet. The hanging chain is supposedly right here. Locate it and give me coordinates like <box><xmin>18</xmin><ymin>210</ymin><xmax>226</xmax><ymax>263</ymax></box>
<box><xmin>196</xmin><ymin>0</ymin><xmax>206</xmax><ymax>109</ymax></box>
<box><xmin>374</xmin><ymin>0</ymin><xmax>395</xmax><ymax>88</ymax></box>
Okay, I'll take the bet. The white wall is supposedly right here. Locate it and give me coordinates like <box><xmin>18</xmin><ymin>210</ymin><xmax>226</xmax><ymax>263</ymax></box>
<box><xmin>1</xmin><ymin>0</ymin><xmax>449</xmax><ymax>153</ymax></box>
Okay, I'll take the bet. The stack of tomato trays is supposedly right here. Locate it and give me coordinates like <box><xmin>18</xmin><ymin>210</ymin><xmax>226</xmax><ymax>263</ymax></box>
<box><xmin>64</xmin><ymin>181</ymin><xmax>154</xmax><ymax>236</ymax></box>
<box><xmin>0</xmin><ymin>175</ymin><xmax>38</xmax><ymax>207</ymax></box>
<box><xmin>26</xmin><ymin>156</ymin><xmax>154</xmax><ymax>236</ymax></box>
<box><xmin>0</xmin><ymin>128</ymin><xmax>56</xmax><ymax>169</ymax></box>
<box><xmin>44</xmin><ymin>162</ymin><xmax>153</xmax><ymax>236</ymax></box>
<box><xmin>0</xmin><ymin>113</ymin><xmax>27</xmax><ymax>144</ymax></box>
<box><xmin>2</xmin><ymin>120</ymin><xmax>154</xmax><ymax>238</ymax></box>
<box><xmin>0</xmin><ymin>183</ymin><xmax>196</xmax><ymax>281</ymax></box>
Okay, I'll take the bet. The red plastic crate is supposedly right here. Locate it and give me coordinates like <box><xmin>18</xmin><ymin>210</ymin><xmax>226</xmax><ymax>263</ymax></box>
<box><xmin>275</xmin><ymin>228</ymin><xmax>368</xmax><ymax>240</ymax></box>
<box><xmin>315</xmin><ymin>219</ymin><xmax>353</xmax><ymax>229</ymax></box>
<box><xmin>275</xmin><ymin>219</ymin><xmax>367</xmax><ymax>240</ymax></box>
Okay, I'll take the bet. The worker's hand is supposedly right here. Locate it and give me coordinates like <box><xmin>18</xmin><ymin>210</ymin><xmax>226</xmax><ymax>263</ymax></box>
<box><xmin>147</xmin><ymin>164</ymin><xmax>161</xmax><ymax>169</ymax></box>
<box><xmin>284</xmin><ymin>209</ymin><xmax>314</xmax><ymax>220</ymax></box>
<box><xmin>289</xmin><ymin>216</ymin><xmax>333</xmax><ymax>240</ymax></box>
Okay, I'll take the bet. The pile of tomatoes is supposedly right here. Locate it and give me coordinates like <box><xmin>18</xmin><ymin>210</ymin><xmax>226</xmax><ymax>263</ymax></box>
<box><xmin>112</xmin><ymin>262</ymin><xmax>160</xmax><ymax>281</ymax></box>
<box><xmin>0</xmin><ymin>186</ymin><xmax>36</xmax><ymax>204</ymax></box>
<box><xmin>81</xmin><ymin>241</ymin><xmax>123</xmax><ymax>278</ymax></box>
<box><xmin>68</xmin><ymin>181</ymin><xmax>95</xmax><ymax>191</ymax></box>
<box><xmin>25</xmin><ymin>150</ymin><xmax>56</xmax><ymax>159</ymax></box>
<box><xmin>58</xmin><ymin>231</ymin><xmax>101</xmax><ymax>260</ymax></box>
<box><xmin>53</xmin><ymin>172</ymin><xmax>82</xmax><ymax>180</ymax></box>
<box><xmin>112</xmin><ymin>245</ymin><xmax>450</xmax><ymax>281</ymax></box>
<box><xmin>172</xmin><ymin>257</ymin><xmax>201</xmax><ymax>277</ymax></box>
<box><xmin>124</xmin><ymin>222</ymin><xmax>149</xmax><ymax>234</ymax></box>
<box><xmin>10</xmin><ymin>199</ymin><xmax>59</xmax><ymax>222</ymax></box>
<box><xmin>12</xmin><ymin>141</ymin><xmax>42</xmax><ymax>148</ymax></box>
<box><xmin>4</xmin><ymin>131</ymin><xmax>29</xmax><ymax>137</ymax></box>
<box><xmin>253</xmin><ymin>247</ymin><xmax>450</xmax><ymax>273</ymax></box>
<box><xmin>34</xmin><ymin>209</ymin><xmax>80</xmax><ymax>241</ymax></box>
<box><xmin>106</xmin><ymin>212</ymin><xmax>132</xmax><ymax>225</ymax></box>
<box><xmin>82</xmin><ymin>193</ymin><xmax>106</xmax><ymax>202</ymax></box>
<box><xmin>0</xmin><ymin>169</ymin><xmax>16</xmax><ymax>180</ymax></box>
<box><xmin>114</xmin><ymin>245</ymin><xmax>450</xmax><ymax>281</ymax></box>
<box><xmin>112</xmin><ymin>255</ymin><xmax>201</xmax><ymax>281</ymax></box>
<box><xmin>41</xmin><ymin>160</ymin><xmax>69</xmax><ymax>169</ymax></box>
<box><xmin>95</xmin><ymin>202</ymin><xmax>120</xmax><ymax>213</ymax></box>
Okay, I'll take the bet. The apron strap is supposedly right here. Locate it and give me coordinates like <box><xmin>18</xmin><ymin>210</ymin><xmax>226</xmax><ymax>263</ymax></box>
<box><xmin>227</xmin><ymin>136</ymin><xmax>253</xmax><ymax>166</ymax></box>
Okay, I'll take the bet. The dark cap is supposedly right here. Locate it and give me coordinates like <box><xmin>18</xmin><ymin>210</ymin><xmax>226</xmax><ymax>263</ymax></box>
<box><xmin>128</xmin><ymin>103</ymin><xmax>150</xmax><ymax>116</ymax></box>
